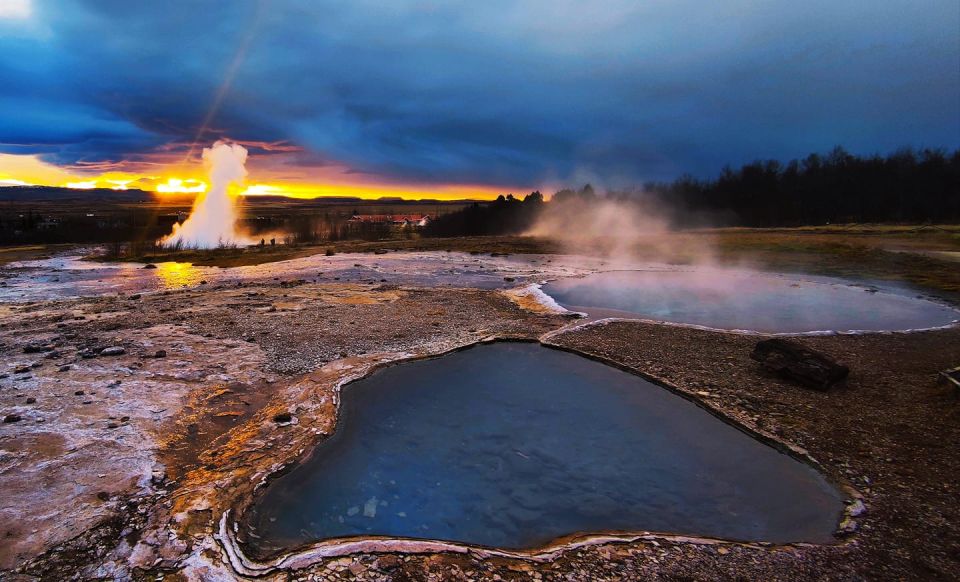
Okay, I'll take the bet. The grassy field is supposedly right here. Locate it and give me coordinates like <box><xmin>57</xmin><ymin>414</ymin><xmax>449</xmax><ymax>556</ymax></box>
<box><xmin>706</xmin><ymin>227</ymin><xmax>960</xmax><ymax>297</ymax></box>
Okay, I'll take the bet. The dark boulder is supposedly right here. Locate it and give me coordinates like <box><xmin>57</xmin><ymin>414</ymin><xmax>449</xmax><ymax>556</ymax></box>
<box><xmin>750</xmin><ymin>338</ymin><xmax>849</xmax><ymax>390</ymax></box>
<box><xmin>23</xmin><ymin>343</ymin><xmax>54</xmax><ymax>354</ymax></box>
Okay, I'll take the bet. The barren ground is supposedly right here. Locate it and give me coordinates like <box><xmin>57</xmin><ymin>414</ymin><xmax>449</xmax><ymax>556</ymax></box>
<box><xmin>0</xmin><ymin>237</ymin><xmax>958</xmax><ymax>581</ymax></box>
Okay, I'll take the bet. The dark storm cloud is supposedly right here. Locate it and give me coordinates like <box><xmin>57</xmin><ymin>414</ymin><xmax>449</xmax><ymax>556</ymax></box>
<box><xmin>1</xmin><ymin>0</ymin><xmax>957</xmax><ymax>186</ymax></box>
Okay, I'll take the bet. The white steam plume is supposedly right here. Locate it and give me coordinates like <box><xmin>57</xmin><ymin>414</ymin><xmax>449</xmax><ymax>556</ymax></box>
<box><xmin>526</xmin><ymin>191</ymin><xmax>716</xmax><ymax>266</ymax></box>
<box><xmin>161</xmin><ymin>141</ymin><xmax>248</xmax><ymax>248</ymax></box>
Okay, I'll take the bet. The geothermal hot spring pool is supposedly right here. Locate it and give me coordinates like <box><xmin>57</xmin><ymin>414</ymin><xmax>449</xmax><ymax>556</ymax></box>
<box><xmin>245</xmin><ymin>343</ymin><xmax>844</xmax><ymax>554</ymax></box>
<box><xmin>540</xmin><ymin>269</ymin><xmax>959</xmax><ymax>333</ymax></box>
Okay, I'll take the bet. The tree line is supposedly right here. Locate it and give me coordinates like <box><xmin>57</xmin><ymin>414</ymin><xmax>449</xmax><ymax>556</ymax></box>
<box><xmin>425</xmin><ymin>147</ymin><xmax>960</xmax><ymax>235</ymax></box>
<box><xmin>423</xmin><ymin>191</ymin><xmax>545</xmax><ymax>236</ymax></box>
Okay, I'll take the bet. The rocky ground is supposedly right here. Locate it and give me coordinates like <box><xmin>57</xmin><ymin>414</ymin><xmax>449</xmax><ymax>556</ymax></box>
<box><xmin>0</xmin><ymin>265</ymin><xmax>958</xmax><ymax>580</ymax></box>
<box><xmin>546</xmin><ymin>322</ymin><xmax>960</xmax><ymax>581</ymax></box>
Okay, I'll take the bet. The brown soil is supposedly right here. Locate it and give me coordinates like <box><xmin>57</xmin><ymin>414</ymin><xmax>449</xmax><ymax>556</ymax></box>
<box><xmin>536</xmin><ymin>321</ymin><xmax>960</xmax><ymax>580</ymax></box>
<box><xmin>3</xmin><ymin>237</ymin><xmax>960</xmax><ymax>580</ymax></box>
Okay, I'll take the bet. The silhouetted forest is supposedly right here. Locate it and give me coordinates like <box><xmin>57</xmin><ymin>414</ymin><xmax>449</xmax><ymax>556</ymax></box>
<box><xmin>650</xmin><ymin>147</ymin><xmax>960</xmax><ymax>227</ymax></box>
<box><xmin>424</xmin><ymin>192</ymin><xmax>544</xmax><ymax>236</ymax></box>
<box><xmin>426</xmin><ymin>147</ymin><xmax>960</xmax><ymax>235</ymax></box>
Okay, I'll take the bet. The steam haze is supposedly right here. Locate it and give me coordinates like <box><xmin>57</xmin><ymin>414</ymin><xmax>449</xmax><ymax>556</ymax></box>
<box><xmin>527</xmin><ymin>193</ymin><xmax>715</xmax><ymax>266</ymax></box>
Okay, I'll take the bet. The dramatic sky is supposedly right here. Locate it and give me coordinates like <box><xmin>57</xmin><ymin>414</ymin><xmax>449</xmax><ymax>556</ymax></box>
<box><xmin>0</xmin><ymin>0</ymin><xmax>958</xmax><ymax>199</ymax></box>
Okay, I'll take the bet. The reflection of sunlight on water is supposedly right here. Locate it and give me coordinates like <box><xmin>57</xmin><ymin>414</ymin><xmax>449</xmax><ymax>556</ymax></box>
<box><xmin>153</xmin><ymin>262</ymin><xmax>204</xmax><ymax>289</ymax></box>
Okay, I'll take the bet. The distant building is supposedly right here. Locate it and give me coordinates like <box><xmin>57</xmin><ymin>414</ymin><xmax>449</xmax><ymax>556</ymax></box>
<box><xmin>348</xmin><ymin>213</ymin><xmax>433</xmax><ymax>227</ymax></box>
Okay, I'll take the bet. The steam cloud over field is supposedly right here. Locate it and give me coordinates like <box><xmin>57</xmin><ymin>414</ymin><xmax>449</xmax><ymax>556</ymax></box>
<box><xmin>526</xmin><ymin>192</ymin><xmax>716</xmax><ymax>266</ymax></box>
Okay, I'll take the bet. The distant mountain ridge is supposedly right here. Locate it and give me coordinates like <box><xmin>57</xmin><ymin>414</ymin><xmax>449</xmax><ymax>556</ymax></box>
<box><xmin>0</xmin><ymin>185</ymin><xmax>154</xmax><ymax>201</ymax></box>
<box><xmin>0</xmin><ymin>185</ymin><xmax>486</xmax><ymax>204</ymax></box>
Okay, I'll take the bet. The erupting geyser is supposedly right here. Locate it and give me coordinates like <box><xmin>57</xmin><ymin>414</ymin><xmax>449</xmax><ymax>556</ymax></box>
<box><xmin>161</xmin><ymin>141</ymin><xmax>248</xmax><ymax>248</ymax></box>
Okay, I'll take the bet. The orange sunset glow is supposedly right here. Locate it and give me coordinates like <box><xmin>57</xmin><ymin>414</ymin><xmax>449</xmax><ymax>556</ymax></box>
<box><xmin>0</xmin><ymin>152</ymin><xmax>514</xmax><ymax>201</ymax></box>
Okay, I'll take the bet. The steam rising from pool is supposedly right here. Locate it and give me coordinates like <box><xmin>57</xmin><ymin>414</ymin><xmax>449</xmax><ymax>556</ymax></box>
<box><xmin>541</xmin><ymin>269</ymin><xmax>960</xmax><ymax>333</ymax></box>
<box><xmin>527</xmin><ymin>194</ymin><xmax>708</xmax><ymax>264</ymax></box>
<box><xmin>527</xmin><ymin>193</ymin><xmax>958</xmax><ymax>333</ymax></box>
<box><xmin>161</xmin><ymin>141</ymin><xmax>249</xmax><ymax>249</ymax></box>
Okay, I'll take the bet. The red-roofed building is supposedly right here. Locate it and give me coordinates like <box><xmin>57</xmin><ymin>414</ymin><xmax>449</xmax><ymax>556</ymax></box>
<box><xmin>348</xmin><ymin>213</ymin><xmax>433</xmax><ymax>227</ymax></box>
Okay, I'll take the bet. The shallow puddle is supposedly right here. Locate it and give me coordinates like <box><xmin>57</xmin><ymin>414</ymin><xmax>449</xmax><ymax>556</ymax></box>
<box><xmin>541</xmin><ymin>269</ymin><xmax>959</xmax><ymax>333</ymax></box>
<box><xmin>244</xmin><ymin>343</ymin><xmax>844</xmax><ymax>554</ymax></box>
<box><xmin>0</xmin><ymin>251</ymin><xmax>585</xmax><ymax>301</ymax></box>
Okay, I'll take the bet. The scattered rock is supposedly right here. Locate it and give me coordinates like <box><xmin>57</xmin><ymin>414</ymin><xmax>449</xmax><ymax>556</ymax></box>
<box><xmin>272</xmin><ymin>412</ymin><xmax>293</xmax><ymax>424</ymax></box>
<box><xmin>14</xmin><ymin>365</ymin><xmax>30</xmax><ymax>374</ymax></box>
<box><xmin>154</xmin><ymin>349</ymin><xmax>167</xmax><ymax>358</ymax></box>
<box><xmin>847</xmin><ymin>498</ymin><xmax>867</xmax><ymax>517</ymax></box>
<box><xmin>25</xmin><ymin>397</ymin><xmax>36</xmax><ymax>404</ymax></box>
<box><xmin>23</xmin><ymin>343</ymin><xmax>55</xmax><ymax>354</ymax></box>
<box><xmin>99</xmin><ymin>346</ymin><xmax>126</xmax><ymax>356</ymax></box>
<box><xmin>836</xmin><ymin>516</ymin><xmax>859</xmax><ymax>535</ymax></box>
<box><xmin>750</xmin><ymin>338</ymin><xmax>849</xmax><ymax>390</ymax></box>
<box><xmin>143</xmin><ymin>263</ymin><xmax>157</xmax><ymax>269</ymax></box>
<box><xmin>376</xmin><ymin>555</ymin><xmax>400</xmax><ymax>571</ymax></box>
<box><xmin>74</xmin><ymin>390</ymin><xmax>85</xmax><ymax>396</ymax></box>
<box><xmin>3</xmin><ymin>414</ymin><xmax>22</xmax><ymax>423</ymax></box>
<box><xmin>58</xmin><ymin>365</ymin><xmax>71</xmax><ymax>372</ymax></box>
<box><xmin>151</xmin><ymin>465</ymin><xmax>167</xmax><ymax>485</ymax></box>
<box><xmin>129</xmin><ymin>294</ymin><xmax>142</xmax><ymax>300</ymax></box>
